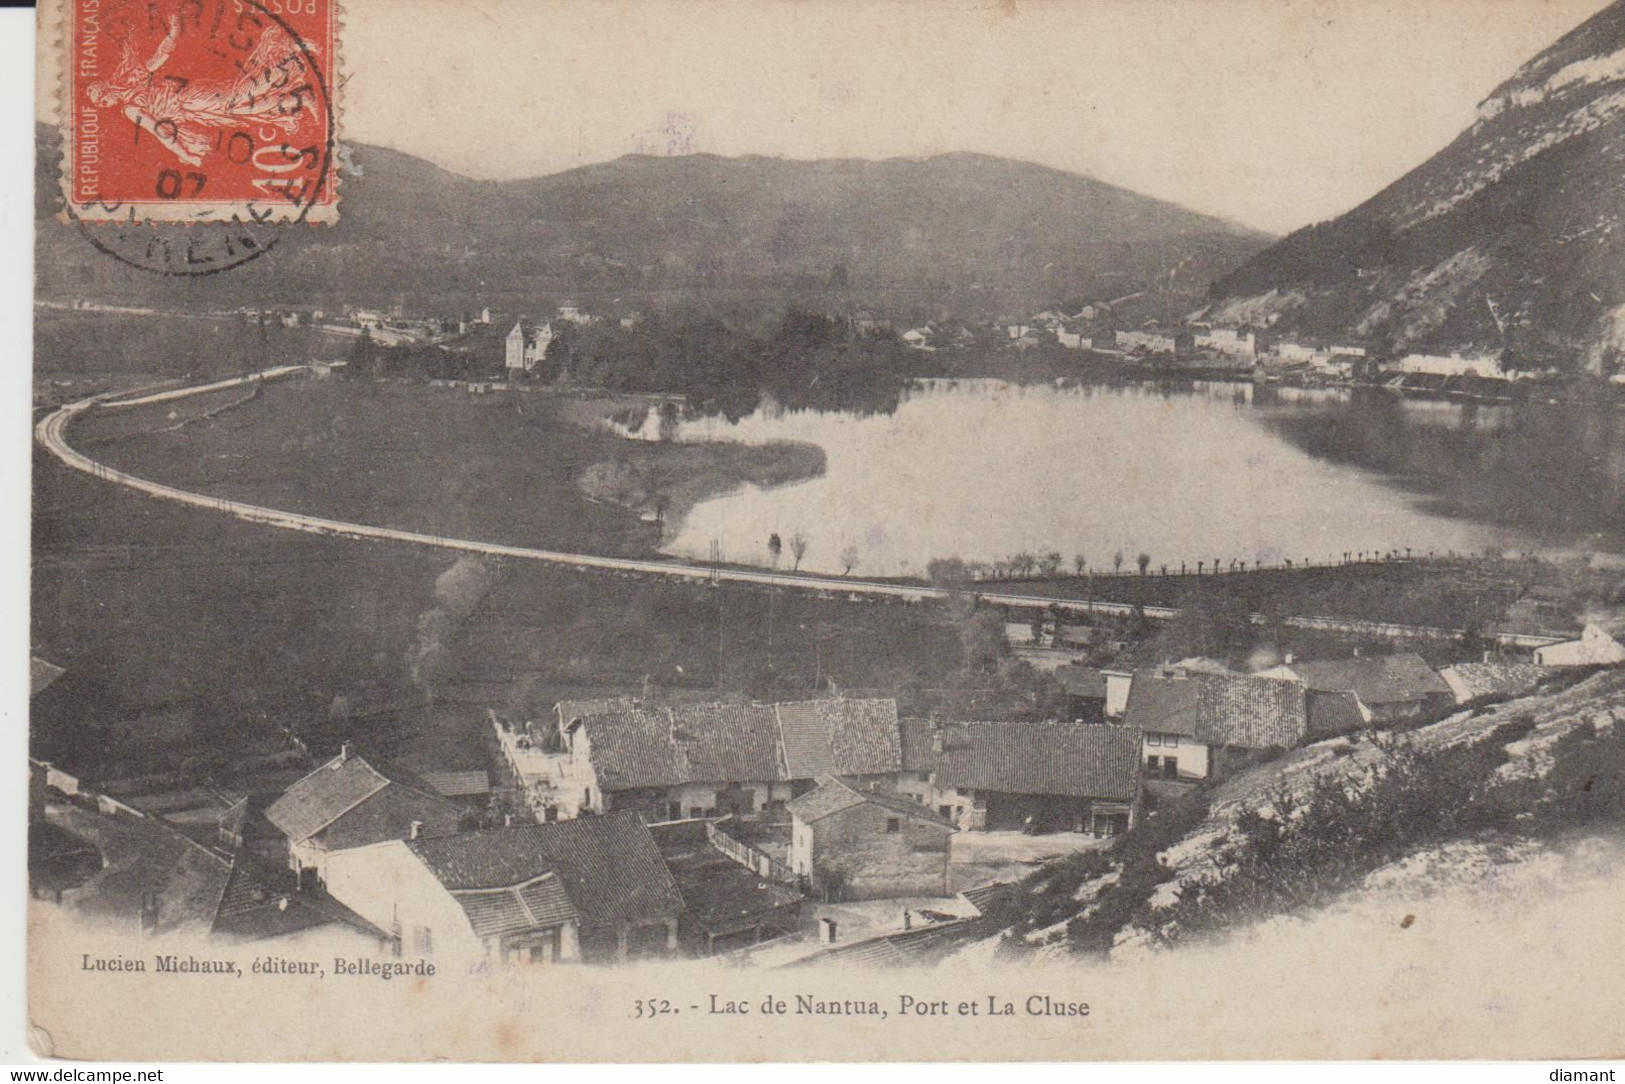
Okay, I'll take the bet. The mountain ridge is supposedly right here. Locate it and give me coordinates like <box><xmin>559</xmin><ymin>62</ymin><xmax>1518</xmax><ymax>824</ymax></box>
<box><xmin>34</xmin><ymin>124</ymin><xmax>1268</xmax><ymax>320</ymax></box>
<box><xmin>1204</xmin><ymin>0</ymin><xmax>1625</xmax><ymax>368</ymax></box>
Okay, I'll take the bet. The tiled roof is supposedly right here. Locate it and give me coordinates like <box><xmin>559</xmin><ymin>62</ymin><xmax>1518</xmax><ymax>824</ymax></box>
<box><xmin>577</xmin><ymin>698</ymin><xmax>899</xmax><ymax>791</ymax></box>
<box><xmin>581</xmin><ymin>708</ymin><xmax>686</xmax><ymax>790</ymax></box>
<box><xmin>785</xmin><ymin>777</ymin><xmax>955</xmax><ymax>827</ymax></box>
<box><xmin>211</xmin><ymin>851</ymin><xmax>350</xmax><ymax>941</ymax></box>
<box><xmin>1126</xmin><ymin>669</ymin><xmax>1309</xmax><ymax>749</ymax></box>
<box><xmin>406</xmin><ymin>811</ymin><xmax>682</xmax><ymax>930</ymax></box>
<box><xmin>775</xmin><ymin>699</ymin><xmax>901</xmax><ymax>778</ymax></box>
<box><xmin>1122</xmin><ymin>671</ymin><xmax>1202</xmax><ymax>738</ymax></box>
<box><xmin>265</xmin><ymin>752</ymin><xmax>448</xmax><ymax>843</ymax></box>
<box><xmin>418</xmin><ymin>770</ymin><xmax>492</xmax><ymax>798</ymax></box>
<box><xmin>451</xmin><ymin>873</ymin><xmax>579</xmax><ymax>937</ymax></box>
<box><xmin>1285</xmin><ymin>654</ymin><xmax>1451</xmax><ymax>706</ymax></box>
<box><xmin>47</xmin><ymin>804</ymin><xmax>232</xmax><ymax>937</ymax></box>
<box><xmin>556</xmin><ymin>697</ymin><xmax>638</xmax><ymax>727</ymax></box>
<box><xmin>1054</xmin><ymin>667</ymin><xmax>1108</xmax><ymax>698</ymax></box>
<box><xmin>900</xmin><ymin>720</ymin><xmax>1143</xmax><ymax>801</ymax></box>
<box><xmin>1191</xmin><ymin>671</ymin><xmax>1308</xmax><ymax>749</ymax></box>
<box><xmin>959</xmin><ymin>880</ymin><xmax>1017</xmax><ymax>916</ymax></box>
<box><xmin>1438</xmin><ymin>662</ymin><xmax>1551</xmax><ymax>703</ymax></box>
<box><xmin>671</xmin><ymin>703</ymin><xmax>781</xmax><ymax>783</ymax></box>
<box><xmin>43</xmin><ymin>803</ymin><xmax>366</xmax><ymax>943</ymax></box>
<box><xmin>1307</xmin><ymin>690</ymin><xmax>1368</xmax><ymax>738</ymax></box>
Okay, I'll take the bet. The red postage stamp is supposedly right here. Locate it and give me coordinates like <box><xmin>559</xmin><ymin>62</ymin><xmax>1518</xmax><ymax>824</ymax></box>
<box><xmin>63</xmin><ymin>0</ymin><xmax>338</xmax><ymax>231</ymax></box>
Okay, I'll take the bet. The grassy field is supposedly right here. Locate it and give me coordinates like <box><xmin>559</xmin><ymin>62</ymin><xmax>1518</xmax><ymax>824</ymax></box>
<box><xmin>32</xmin><ymin>416</ymin><xmax>960</xmax><ymax>788</ymax></box>
<box><xmin>31</xmin><ymin>447</ymin><xmax>448</xmax><ymax>781</ymax></box>
<box><xmin>34</xmin><ymin>307</ymin><xmax>348</xmax><ymax>408</ymax></box>
<box><xmin>77</xmin><ymin>378</ymin><xmax>823</xmax><ymax>559</ymax></box>
<box><xmin>988</xmin><ymin>559</ymin><xmax>1597</xmax><ymax>635</ymax></box>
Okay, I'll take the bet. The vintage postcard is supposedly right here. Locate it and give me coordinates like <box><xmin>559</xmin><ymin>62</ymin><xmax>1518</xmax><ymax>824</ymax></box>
<box><xmin>27</xmin><ymin>0</ymin><xmax>1625</xmax><ymax>1063</ymax></box>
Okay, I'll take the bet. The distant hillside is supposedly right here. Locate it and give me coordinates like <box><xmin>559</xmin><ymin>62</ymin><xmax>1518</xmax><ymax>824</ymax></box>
<box><xmin>35</xmin><ymin>127</ymin><xmax>1267</xmax><ymax>319</ymax></box>
<box><xmin>1204</xmin><ymin>0</ymin><xmax>1625</xmax><ymax>368</ymax></box>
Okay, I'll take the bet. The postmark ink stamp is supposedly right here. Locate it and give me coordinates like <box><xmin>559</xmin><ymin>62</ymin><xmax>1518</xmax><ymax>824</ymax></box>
<box><xmin>61</xmin><ymin>0</ymin><xmax>338</xmax><ymax>274</ymax></box>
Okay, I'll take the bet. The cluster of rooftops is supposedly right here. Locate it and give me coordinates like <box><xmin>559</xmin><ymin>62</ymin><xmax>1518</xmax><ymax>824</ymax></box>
<box><xmin>35</xmin><ymin>643</ymin><xmax>1576</xmax><ymax>963</ymax></box>
<box><xmin>549</xmin><ymin>696</ymin><xmax>1147</xmax><ymax>803</ymax></box>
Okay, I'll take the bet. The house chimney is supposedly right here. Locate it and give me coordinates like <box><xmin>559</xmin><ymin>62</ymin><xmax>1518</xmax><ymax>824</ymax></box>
<box><xmin>338</xmin><ymin>742</ymin><xmax>353</xmax><ymax>764</ymax></box>
<box><xmin>1284</xmin><ymin>652</ymin><xmax>1294</xmax><ymax>666</ymax></box>
<box><xmin>277</xmin><ymin>896</ymin><xmax>290</xmax><ymax>912</ymax></box>
<box><xmin>409</xmin><ymin>820</ymin><xmax>425</xmax><ymax>840</ymax></box>
<box><xmin>931</xmin><ymin>730</ymin><xmax>945</xmax><ymax>754</ymax></box>
<box><xmin>504</xmin><ymin>813</ymin><xmax>514</xmax><ymax>827</ymax></box>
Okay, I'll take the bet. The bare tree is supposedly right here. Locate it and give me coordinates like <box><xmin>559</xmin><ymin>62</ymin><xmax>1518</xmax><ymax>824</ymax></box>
<box><xmin>1113</xmin><ymin>550</ymin><xmax>1125</xmax><ymax>574</ymax></box>
<box><xmin>1073</xmin><ymin>554</ymin><xmax>1087</xmax><ymax>575</ymax></box>
<box><xmin>789</xmin><ymin>533</ymin><xmax>809</xmax><ymax>571</ymax></box>
<box><xmin>768</xmin><ymin>533</ymin><xmax>782</xmax><ymax>569</ymax></box>
<box><xmin>1137</xmin><ymin>552</ymin><xmax>1151</xmax><ymax>576</ymax></box>
<box><xmin>839</xmin><ymin>545</ymin><xmax>859</xmax><ymax>576</ymax></box>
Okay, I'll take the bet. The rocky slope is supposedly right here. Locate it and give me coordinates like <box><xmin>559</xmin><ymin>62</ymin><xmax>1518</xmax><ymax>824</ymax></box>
<box><xmin>1204</xmin><ymin>0</ymin><xmax>1625</xmax><ymax>370</ymax></box>
<box><xmin>965</xmin><ymin>665</ymin><xmax>1625</xmax><ymax>962</ymax></box>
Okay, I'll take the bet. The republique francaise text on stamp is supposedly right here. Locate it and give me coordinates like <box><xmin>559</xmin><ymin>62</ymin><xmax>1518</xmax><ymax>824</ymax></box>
<box><xmin>61</xmin><ymin>0</ymin><xmax>338</xmax><ymax>273</ymax></box>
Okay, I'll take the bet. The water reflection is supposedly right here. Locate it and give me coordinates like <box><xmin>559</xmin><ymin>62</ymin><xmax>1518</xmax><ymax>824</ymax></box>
<box><xmin>654</xmin><ymin>379</ymin><xmax>1567</xmax><ymax>577</ymax></box>
<box><xmin>1256</xmin><ymin>386</ymin><xmax>1625</xmax><ymax>549</ymax></box>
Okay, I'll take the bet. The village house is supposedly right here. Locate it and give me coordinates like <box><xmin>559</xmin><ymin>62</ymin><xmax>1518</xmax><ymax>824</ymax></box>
<box><xmin>1437</xmin><ymin>660</ymin><xmax>1552</xmax><ymax>703</ymax></box>
<box><xmin>1102</xmin><ymin>669</ymin><xmax>1134</xmax><ymax>719</ymax></box>
<box><xmin>503</xmin><ymin>318</ymin><xmax>554</xmax><ymax>374</ymax></box>
<box><xmin>417</xmin><ymin>770</ymin><xmax>493</xmax><ymax>809</ymax></box>
<box><xmin>563</xmin><ymin>701</ymin><xmax>787</xmax><ymax>821</ymax></box>
<box><xmin>1196</xmin><ymin>326</ymin><xmax>1274</xmax><ymax>356</ymax></box>
<box><xmin>1123</xmin><ymin>665</ymin><xmax>1317</xmax><ymax>779</ymax></box>
<box><xmin>264</xmin><ymin>745</ymin><xmax>463</xmax><ymax>889</ymax></box>
<box><xmin>322</xmin><ymin>811</ymin><xmax>685</xmax><ymax>966</ymax></box>
<box><xmin>1116</xmin><ymin>327</ymin><xmax>1196</xmax><ymax>356</ymax></box>
<box><xmin>1259</xmin><ymin>653</ymin><xmax>1453</xmax><ymax>723</ymax></box>
<box><xmin>1054</xmin><ymin>665</ymin><xmax>1109</xmax><ymax>723</ymax></box>
<box><xmin>1271</xmin><ymin>338</ymin><xmax>1364</xmax><ymax>366</ymax></box>
<box><xmin>1394</xmin><ymin>351</ymin><xmax>1511</xmax><ymax>379</ymax></box>
<box><xmin>1533</xmin><ymin>622</ymin><xmax>1625</xmax><ymax>667</ymax></box>
<box><xmin>1030</xmin><ymin>310</ymin><xmax>1067</xmax><ymax>329</ymax></box>
<box><xmin>650</xmin><ymin>820</ymin><xmax>804</xmax><ymax>955</ymax></box>
<box><xmin>787</xmin><ymin>776</ymin><xmax>955</xmax><ymax>900</ymax></box>
<box><xmin>896</xmin><ymin>719</ymin><xmax>1143</xmax><ymax>836</ymax></box>
<box><xmin>505</xmin><ymin>697</ymin><xmax>905</xmax><ymax>824</ymax></box>
<box><xmin>35</xmin><ymin>793</ymin><xmax>384</xmax><ymax>946</ymax></box>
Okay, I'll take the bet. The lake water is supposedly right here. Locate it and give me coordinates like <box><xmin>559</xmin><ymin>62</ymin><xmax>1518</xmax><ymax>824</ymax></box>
<box><xmin>649</xmin><ymin>380</ymin><xmax>1617</xmax><ymax>577</ymax></box>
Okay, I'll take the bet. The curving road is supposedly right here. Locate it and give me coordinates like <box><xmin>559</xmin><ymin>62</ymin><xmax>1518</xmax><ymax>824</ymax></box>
<box><xmin>35</xmin><ymin>366</ymin><xmax>1565</xmax><ymax>649</ymax></box>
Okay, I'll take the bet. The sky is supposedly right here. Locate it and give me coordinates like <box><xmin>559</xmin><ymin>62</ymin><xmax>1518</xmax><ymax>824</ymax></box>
<box><xmin>40</xmin><ymin>0</ymin><xmax>1614</xmax><ymax>234</ymax></box>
